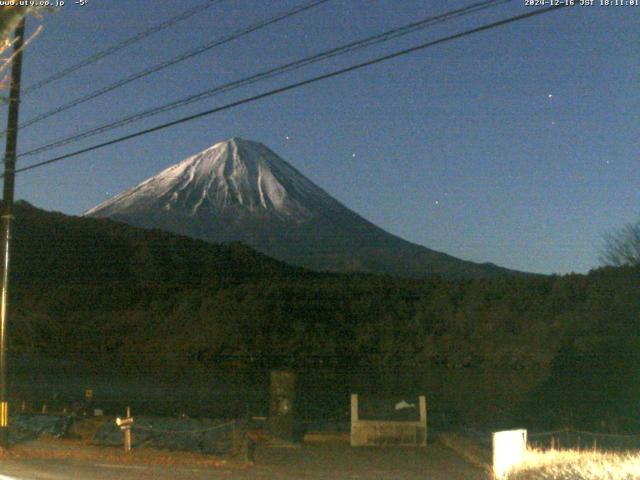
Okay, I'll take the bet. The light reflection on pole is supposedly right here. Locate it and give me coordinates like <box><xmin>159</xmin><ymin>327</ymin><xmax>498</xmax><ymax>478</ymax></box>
<box><xmin>0</xmin><ymin>15</ymin><xmax>26</xmax><ymax>448</ymax></box>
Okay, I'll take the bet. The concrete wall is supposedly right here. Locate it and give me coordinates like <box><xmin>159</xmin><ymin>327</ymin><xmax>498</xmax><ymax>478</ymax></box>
<box><xmin>350</xmin><ymin>394</ymin><xmax>426</xmax><ymax>447</ymax></box>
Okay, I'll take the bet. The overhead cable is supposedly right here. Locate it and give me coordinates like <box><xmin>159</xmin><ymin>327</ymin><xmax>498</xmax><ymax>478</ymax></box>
<box><xmin>19</xmin><ymin>0</ymin><xmax>510</xmax><ymax>158</ymax></box>
<box><xmin>22</xmin><ymin>0</ymin><xmax>228</xmax><ymax>95</ymax></box>
<box><xmin>12</xmin><ymin>0</ymin><xmax>331</xmax><ymax>133</ymax></box>
<box><xmin>10</xmin><ymin>5</ymin><xmax>570</xmax><ymax>177</ymax></box>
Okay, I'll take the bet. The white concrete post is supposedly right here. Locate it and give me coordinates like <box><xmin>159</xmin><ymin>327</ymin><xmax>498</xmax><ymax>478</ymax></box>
<box><xmin>351</xmin><ymin>394</ymin><xmax>359</xmax><ymax>422</ymax></box>
<box><xmin>419</xmin><ymin>395</ymin><xmax>427</xmax><ymax>446</ymax></box>
<box><xmin>492</xmin><ymin>429</ymin><xmax>527</xmax><ymax>479</ymax></box>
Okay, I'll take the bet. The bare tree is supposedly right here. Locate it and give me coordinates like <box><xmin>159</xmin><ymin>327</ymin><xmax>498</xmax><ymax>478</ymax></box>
<box><xmin>601</xmin><ymin>220</ymin><xmax>640</xmax><ymax>267</ymax></box>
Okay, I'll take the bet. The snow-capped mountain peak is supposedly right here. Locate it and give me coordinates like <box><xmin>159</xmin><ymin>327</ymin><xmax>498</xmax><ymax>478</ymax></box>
<box><xmin>85</xmin><ymin>137</ymin><xmax>334</xmax><ymax>219</ymax></box>
<box><xmin>85</xmin><ymin>137</ymin><xmax>523</xmax><ymax>279</ymax></box>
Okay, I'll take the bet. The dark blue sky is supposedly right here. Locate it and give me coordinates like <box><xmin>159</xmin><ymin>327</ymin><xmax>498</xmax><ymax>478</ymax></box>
<box><xmin>9</xmin><ymin>0</ymin><xmax>639</xmax><ymax>274</ymax></box>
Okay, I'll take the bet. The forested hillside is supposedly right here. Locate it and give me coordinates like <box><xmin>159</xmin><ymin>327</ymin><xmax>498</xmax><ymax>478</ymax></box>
<box><xmin>7</xmin><ymin>201</ymin><xmax>640</xmax><ymax>428</ymax></box>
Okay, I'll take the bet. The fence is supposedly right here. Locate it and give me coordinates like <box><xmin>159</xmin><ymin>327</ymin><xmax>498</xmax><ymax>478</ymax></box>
<box><xmin>457</xmin><ymin>425</ymin><xmax>640</xmax><ymax>479</ymax></box>
<box><xmin>463</xmin><ymin>425</ymin><xmax>640</xmax><ymax>452</ymax></box>
<box><xmin>94</xmin><ymin>415</ymin><xmax>241</xmax><ymax>454</ymax></box>
<box><xmin>8</xmin><ymin>411</ymin><xmax>246</xmax><ymax>456</ymax></box>
<box><xmin>528</xmin><ymin>427</ymin><xmax>640</xmax><ymax>451</ymax></box>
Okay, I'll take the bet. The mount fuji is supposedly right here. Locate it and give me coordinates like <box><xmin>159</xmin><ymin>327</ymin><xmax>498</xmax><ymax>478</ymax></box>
<box><xmin>85</xmin><ymin>137</ymin><xmax>521</xmax><ymax>279</ymax></box>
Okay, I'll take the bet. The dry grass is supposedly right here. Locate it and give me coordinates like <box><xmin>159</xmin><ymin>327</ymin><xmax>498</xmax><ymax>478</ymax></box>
<box><xmin>507</xmin><ymin>448</ymin><xmax>640</xmax><ymax>480</ymax></box>
<box><xmin>4</xmin><ymin>436</ymin><xmax>238</xmax><ymax>469</ymax></box>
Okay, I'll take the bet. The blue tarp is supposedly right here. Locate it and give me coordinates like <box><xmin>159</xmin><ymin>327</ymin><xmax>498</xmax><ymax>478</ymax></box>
<box><xmin>93</xmin><ymin>416</ymin><xmax>241</xmax><ymax>454</ymax></box>
<box><xmin>9</xmin><ymin>413</ymin><xmax>73</xmax><ymax>442</ymax></box>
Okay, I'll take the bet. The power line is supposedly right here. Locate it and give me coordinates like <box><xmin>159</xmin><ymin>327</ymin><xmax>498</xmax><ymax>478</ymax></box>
<box><xmin>9</xmin><ymin>5</ymin><xmax>570</xmax><ymax>177</ymax></box>
<box><xmin>12</xmin><ymin>1</ymin><xmax>330</xmax><ymax>133</ymax></box>
<box><xmin>21</xmin><ymin>0</ymin><xmax>228</xmax><ymax>96</ymax></box>
<box><xmin>19</xmin><ymin>0</ymin><xmax>511</xmax><ymax>159</ymax></box>
<box><xmin>11</xmin><ymin>0</ymin><xmax>332</xmax><ymax>134</ymax></box>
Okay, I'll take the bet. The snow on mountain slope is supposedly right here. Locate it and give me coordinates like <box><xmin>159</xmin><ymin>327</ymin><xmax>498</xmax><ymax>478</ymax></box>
<box><xmin>86</xmin><ymin>138</ymin><xmax>340</xmax><ymax>220</ymax></box>
<box><xmin>86</xmin><ymin>137</ymin><xmax>526</xmax><ymax>279</ymax></box>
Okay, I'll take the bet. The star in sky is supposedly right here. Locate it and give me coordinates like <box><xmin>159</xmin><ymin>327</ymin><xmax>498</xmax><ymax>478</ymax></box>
<box><xmin>15</xmin><ymin>0</ymin><xmax>637</xmax><ymax>275</ymax></box>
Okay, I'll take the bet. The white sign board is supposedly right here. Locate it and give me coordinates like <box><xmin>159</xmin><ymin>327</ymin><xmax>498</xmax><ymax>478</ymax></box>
<box><xmin>492</xmin><ymin>429</ymin><xmax>527</xmax><ymax>479</ymax></box>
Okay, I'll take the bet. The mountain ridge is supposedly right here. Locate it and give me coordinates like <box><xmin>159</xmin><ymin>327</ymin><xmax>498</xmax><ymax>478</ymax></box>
<box><xmin>86</xmin><ymin>137</ymin><xmax>530</xmax><ymax>279</ymax></box>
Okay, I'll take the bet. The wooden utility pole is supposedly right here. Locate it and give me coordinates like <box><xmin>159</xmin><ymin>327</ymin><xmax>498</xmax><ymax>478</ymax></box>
<box><xmin>116</xmin><ymin>406</ymin><xmax>134</xmax><ymax>452</ymax></box>
<box><xmin>0</xmin><ymin>16</ymin><xmax>27</xmax><ymax>448</ymax></box>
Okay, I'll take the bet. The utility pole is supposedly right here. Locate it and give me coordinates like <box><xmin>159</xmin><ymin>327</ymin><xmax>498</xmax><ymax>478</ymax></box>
<box><xmin>0</xmin><ymin>16</ymin><xmax>26</xmax><ymax>448</ymax></box>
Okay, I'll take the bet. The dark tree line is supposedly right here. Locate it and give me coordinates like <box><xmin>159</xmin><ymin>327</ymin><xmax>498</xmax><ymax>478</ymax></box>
<box><xmin>6</xmin><ymin>201</ymin><xmax>640</xmax><ymax>427</ymax></box>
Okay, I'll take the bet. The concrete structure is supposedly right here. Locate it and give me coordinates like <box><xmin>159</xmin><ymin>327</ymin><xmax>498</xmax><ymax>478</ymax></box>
<box><xmin>492</xmin><ymin>429</ymin><xmax>527</xmax><ymax>479</ymax></box>
<box><xmin>269</xmin><ymin>370</ymin><xmax>295</xmax><ymax>441</ymax></box>
<box><xmin>350</xmin><ymin>394</ymin><xmax>427</xmax><ymax>447</ymax></box>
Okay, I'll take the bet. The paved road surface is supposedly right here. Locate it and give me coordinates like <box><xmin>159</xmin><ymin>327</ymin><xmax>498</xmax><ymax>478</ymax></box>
<box><xmin>0</xmin><ymin>444</ymin><xmax>489</xmax><ymax>479</ymax></box>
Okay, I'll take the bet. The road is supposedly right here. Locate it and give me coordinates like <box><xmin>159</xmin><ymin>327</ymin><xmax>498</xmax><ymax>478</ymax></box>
<box><xmin>0</xmin><ymin>444</ymin><xmax>488</xmax><ymax>479</ymax></box>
